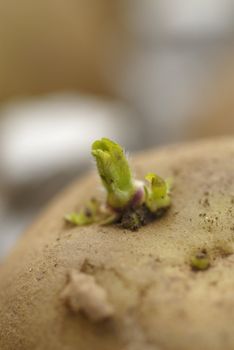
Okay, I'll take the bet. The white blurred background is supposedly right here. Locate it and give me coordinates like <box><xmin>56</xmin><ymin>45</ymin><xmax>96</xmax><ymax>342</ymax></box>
<box><xmin>0</xmin><ymin>0</ymin><xmax>234</xmax><ymax>259</ymax></box>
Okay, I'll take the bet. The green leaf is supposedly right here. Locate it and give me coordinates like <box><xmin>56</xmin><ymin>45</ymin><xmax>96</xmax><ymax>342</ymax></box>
<box><xmin>144</xmin><ymin>173</ymin><xmax>171</xmax><ymax>212</ymax></box>
<box><xmin>65</xmin><ymin>198</ymin><xmax>100</xmax><ymax>226</ymax></box>
<box><xmin>92</xmin><ymin>138</ymin><xmax>135</xmax><ymax>209</ymax></box>
<box><xmin>65</xmin><ymin>212</ymin><xmax>93</xmax><ymax>226</ymax></box>
<box><xmin>65</xmin><ymin>198</ymin><xmax>119</xmax><ymax>227</ymax></box>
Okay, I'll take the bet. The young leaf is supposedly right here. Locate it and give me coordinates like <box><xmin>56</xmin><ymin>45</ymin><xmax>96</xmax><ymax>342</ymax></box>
<box><xmin>144</xmin><ymin>173</ymin><xmax>171</xmax><ymax>212</ymax></box>
<box><xmin>65</xmin><ymin>212</ymin><xmax>93</xmax><ymax>226</ymax></box>
<box><xmin>92</xmin><ymin>138</ymin><xmax>135</xmax><ymax>209</ymax></box>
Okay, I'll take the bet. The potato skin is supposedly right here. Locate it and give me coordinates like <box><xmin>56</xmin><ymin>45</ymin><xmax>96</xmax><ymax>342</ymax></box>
<box><xmin>0</xmin><ymin>137</ymin><xmax>234</xmax><ymax>350</ymax></box>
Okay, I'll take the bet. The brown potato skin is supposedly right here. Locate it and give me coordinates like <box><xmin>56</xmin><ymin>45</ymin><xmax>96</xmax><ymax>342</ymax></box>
<box><xmin>0</xmin><ymin>137</ymin><xmax>234</xmax><ymax>350</ymax></box>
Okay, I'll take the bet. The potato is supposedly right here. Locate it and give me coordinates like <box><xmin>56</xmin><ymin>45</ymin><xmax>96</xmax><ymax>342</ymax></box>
<box><xmin>0</xmin><ymin>137</ymin><xmax>234</xmax><ymax>350</ymax></box>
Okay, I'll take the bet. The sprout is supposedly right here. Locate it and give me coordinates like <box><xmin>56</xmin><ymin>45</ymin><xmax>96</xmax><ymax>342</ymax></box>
<box><xmin>65</xmin><ymin>212</ymin><xmax>93</xmax><ymax>226</ymax></box>
<box><xmin>144</xmin><ymin>173</ymin><xmax>171</xmax><ymax>212</ymax></box>
<box><xmin>190</xmin><ymin>251</ymin><xmax>210</xmax><ymax>271</ymax></box>
<box><xmin>65</xmin><ymin>198</ymin><xmax>101</xmax><ymax>226</ymax></box>
<box><xmin>65</xmin><ymin>138</ymin><xmax>172</xmax><ymax>230</ymax></box>
<box><xmin>92</xmin><ymin>138</ymin><xmax>136</xmax><ymax>210</ymax></box>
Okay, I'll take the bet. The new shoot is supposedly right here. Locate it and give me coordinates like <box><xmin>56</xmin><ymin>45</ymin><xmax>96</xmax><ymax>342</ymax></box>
<box><xmin>65</xmin><ymin>138</ymin><xmax>172</xmax><ymax>230</ymax></box>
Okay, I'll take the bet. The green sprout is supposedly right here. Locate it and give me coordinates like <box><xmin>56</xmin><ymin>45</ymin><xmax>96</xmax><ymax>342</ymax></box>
<box><xmin>144</xmin><ymin>173</ymin><xmax>172</xmax><ymax>213</ymax></box>
<box><xmin>190</xmin><ymin>251</ymin><xmax>210</xmax><ymax>271</ymax></box>
<box><xmin>65</xmin><ymin>198</ymin><xmax>101</xmax><ymax>226</ymax></box>
<box><xmin>92</xmin><ymin>138</ymin><xmax>136</xmax><ymax>210</ymax></box>
<box><xmin>65</xmin><ymin>138</ymin><xmax>172</xmax><ymax>230</ymax></box>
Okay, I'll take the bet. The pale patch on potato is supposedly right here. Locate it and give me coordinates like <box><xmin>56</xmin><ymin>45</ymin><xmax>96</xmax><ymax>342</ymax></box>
<box><xmin>61</xmin><ymin>269</ymin><xmax>114</xmax><ymax>322</ymax></box>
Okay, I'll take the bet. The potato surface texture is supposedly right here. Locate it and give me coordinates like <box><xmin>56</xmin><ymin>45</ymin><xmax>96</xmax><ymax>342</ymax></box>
<box><xmin>0</xmin><ymin>138</ymin><xmax>234</xmax><ymax>350</ymax></box>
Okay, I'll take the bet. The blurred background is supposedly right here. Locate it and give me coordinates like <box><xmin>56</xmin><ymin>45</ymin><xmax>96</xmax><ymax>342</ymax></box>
<box><xmin>1</xmin><ymin>0</ymin><xmax>234</xmax><ymax>259</ymax></box>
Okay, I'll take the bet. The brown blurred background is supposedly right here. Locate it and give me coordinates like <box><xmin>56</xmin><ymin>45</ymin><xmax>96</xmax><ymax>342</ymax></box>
<box><xmin>0</xmin><ymin>0</ymin><xmax>234</xmax><ymax>258</ymax></box>
<box><xmin>0</xmin><ymin>0</ymin><xmax>125</xmax><ymax>100</ymax></box>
